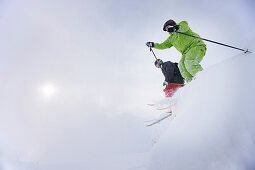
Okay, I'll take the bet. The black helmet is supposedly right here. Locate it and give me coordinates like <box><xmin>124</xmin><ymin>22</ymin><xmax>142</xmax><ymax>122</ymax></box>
<box><xmin>155</xmin><ymin>59</ymin><xmax>163</xmax><ymax>68</ymax></box>
<box><xmin>163</xmin><ymin>19</ymin><xmax>176</xmax><ymax>31</ymax></box>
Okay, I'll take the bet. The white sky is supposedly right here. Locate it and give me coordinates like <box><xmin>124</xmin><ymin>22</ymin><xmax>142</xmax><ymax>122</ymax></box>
<box><xmin>0</xmin><ymin>0</ymin><xmax>254</xmax><ymax>111</ymax></box>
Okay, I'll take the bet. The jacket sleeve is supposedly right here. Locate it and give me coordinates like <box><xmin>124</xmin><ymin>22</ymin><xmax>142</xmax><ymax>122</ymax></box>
<box><xmin>162</xmin><ymin>62</ymin><xmax>175</xmax><ymax>83</ymax></box>
<box><xmin>154</xmin><ymin>37</ymin><xmax>173</xmax><ymax>50</ymax></box>
<box><xmin>178</xmin><ymin>21</ymin><xmax>190</xmax><ymax>33</ymax></box>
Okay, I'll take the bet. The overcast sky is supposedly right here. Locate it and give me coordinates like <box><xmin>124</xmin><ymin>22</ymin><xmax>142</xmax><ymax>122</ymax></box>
<box><xmin>0</xmin><ymin>0</ymin><xmax>254</xmax><ymax>111</ymax></box>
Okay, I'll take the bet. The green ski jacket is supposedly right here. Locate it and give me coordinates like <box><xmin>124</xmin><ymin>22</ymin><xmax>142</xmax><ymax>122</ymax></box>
<box><xmin>154</xmin><ymin>21</ymin><xmax>206</xmax><ymax>54</ymax></box>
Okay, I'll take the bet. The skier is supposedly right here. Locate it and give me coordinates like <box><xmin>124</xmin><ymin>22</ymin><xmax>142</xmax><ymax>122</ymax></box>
<box><xmin>154</xmin><ymin>59</ymin><xmax>184</xmax><ymax>97</ymax></box>
<box><xmin>146</xmin><ymin>19</ymin><xmax>207</xmax><ymax>83</ymax></box>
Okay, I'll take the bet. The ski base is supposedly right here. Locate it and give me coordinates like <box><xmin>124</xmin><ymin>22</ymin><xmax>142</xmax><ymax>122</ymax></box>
<box><xmin>146</xmin><ymin>111</ymin><xmax>173</xmax><ymax>127</ymax></box>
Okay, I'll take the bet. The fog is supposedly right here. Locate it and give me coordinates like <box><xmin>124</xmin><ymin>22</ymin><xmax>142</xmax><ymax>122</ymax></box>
<box><xmin>0</xmin><ymin>0</ymin><xmax>254</xmax><ymax>169</ymax></box>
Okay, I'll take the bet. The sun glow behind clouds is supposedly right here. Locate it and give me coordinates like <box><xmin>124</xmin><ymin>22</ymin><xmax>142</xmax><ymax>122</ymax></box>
<box><xmin>40</xmin><ymin>83</ymin><xmax>57</xmax><ymax>99</ymax></box>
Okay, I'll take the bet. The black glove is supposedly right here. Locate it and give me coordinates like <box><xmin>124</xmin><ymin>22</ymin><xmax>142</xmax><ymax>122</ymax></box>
<box><xmin>167</xmin><ymin>25</ymin><xmax>179</xmax><ymax>33</ymax></box>
<box><xmin>146</xmin><ymin>42</ymin><xmax>154</xmax><ymax>48</ymax></box>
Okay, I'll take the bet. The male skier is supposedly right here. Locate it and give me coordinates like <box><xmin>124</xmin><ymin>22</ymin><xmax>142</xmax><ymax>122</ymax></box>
<box><xmin>147</xmin><ymin>19</ymin><xmax>206</xmax><ymax>82</ymax></box>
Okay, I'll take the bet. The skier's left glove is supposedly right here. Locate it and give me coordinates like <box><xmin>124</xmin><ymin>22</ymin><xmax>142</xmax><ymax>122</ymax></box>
<box><xmin>163</xmin><ymin>81</ymin><xmax>168</xmax><ymax>86</ymax></box>
<box><xmin>146</xmin><ymin>42</ymin><xmax>154</xmax><ymax>48</ymax></box>
<box><xmin>167</xmin><ymin>25</ymin><xmax>179</xmax><ymax>33</ymax></box>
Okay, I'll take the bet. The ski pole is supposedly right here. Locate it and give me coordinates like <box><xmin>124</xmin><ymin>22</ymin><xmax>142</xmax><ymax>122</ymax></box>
<box><xmin>150</xmin><ymin>47</ymin><xmax>158</xmax><ymax>60</ymax></box>
<box><xmin>176</xmin><ymin>31</ymin><xmax>251</xmax><ymax>53</ymax></box>
<box><xmin>149</xmin><ymin>47</ymin><xmax>158</xmax><ymax>60</ymax></box>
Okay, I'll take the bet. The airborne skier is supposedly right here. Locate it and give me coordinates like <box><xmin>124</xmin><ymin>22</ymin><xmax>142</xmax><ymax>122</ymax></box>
<box><xmin>146</xmin><ymin>19</ymin><xmax>207</xmax><ymax>83</ymax></box>
<box><xmin>154</xmin><ymin>59</ymin><xmax>184</xmax><ymax>97</ymax></box>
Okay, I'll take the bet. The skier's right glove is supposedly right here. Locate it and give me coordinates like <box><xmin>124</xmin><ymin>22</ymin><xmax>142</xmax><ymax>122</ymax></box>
<box><xmin>146</xmin><ymin>42</ymin><xmax>154</xmax><ymax>48</ymax></box>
